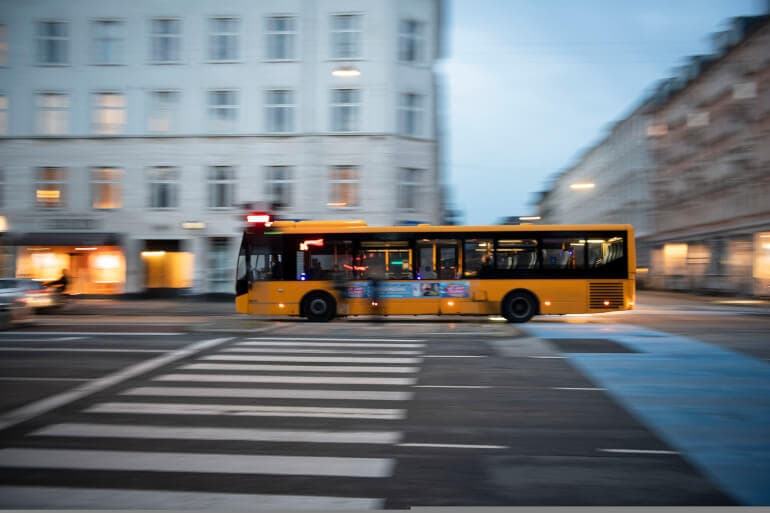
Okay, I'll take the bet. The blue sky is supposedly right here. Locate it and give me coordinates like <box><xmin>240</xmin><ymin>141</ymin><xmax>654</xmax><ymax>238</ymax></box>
<box><xmin>443</xmin><ymin>0</ymin><xmax>766</xmax><ymax>224</ymax></box>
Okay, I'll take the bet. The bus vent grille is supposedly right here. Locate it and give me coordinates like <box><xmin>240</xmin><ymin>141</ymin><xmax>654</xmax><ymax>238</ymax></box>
<box><xmin>589</xmin><ymin>282</ymin><xmax>624</xmax><ymax>309</ymax></box>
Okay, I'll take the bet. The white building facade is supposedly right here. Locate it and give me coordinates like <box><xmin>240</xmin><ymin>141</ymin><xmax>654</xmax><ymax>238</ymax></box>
<box><xmin>0</xmin><ymin>0</ymin><xmax>448</xmax><ymax>295</ymax></box>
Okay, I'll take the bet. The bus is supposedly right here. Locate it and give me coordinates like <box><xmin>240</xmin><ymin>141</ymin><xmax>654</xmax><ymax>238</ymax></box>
<box><xmin>235</xmin><ymin>212</ymin><xmax>635</xmax><ymax>323</ymax></box>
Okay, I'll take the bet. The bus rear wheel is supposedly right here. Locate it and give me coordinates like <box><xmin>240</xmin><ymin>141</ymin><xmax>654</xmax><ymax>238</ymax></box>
<box><xmin>302</xmin><ymin>291</ymin><xmax>336</xmax><ymax>322</ymax></box>
<box><xmin>501</xmin><ymin>290</ymin><xmax>538</xmax><ymax>323</ymax></box>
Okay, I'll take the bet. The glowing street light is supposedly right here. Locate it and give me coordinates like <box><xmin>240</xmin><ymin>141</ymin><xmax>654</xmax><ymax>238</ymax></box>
<box><xmin>331</xmin><ymin>66</ymin><xmax>361</xmax><ymax>77</ymax></box>
<box><xmin>570</xmin><ymin>182</ymin><xmax>595</xmax><ymax>190</ymax></box>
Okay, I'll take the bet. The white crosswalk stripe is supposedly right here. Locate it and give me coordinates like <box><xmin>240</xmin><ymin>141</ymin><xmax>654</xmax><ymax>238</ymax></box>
<box><xmin>0</xmin><ymin>335</ymin><xmax>428</xmax><ymax>509</ymax></box>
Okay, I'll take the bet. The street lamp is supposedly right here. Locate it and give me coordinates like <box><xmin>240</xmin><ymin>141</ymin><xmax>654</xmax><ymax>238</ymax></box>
<box><xmin>570</xmin><ymin>182</ymin><xmax>595</xmax><ymax>190</ymax></box>
<box><xmin>331</xmin><ymin>66</ymin><xmax>361</xmax><ymax>77</ymax></box>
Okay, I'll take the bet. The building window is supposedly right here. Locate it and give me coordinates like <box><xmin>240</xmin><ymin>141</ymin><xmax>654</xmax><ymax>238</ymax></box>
<box><xmin>91</xmin><ymin>167</ymin><xmax>123</xmax><ymax>209</ymax></box>
<box><xmin>36</xmin><ymin>92</ymin><xmax>69</xmax><ymax>135</ymax></box>
<box><xmin>208</xmin><ymin>165</ymin><xmax>236</xmax><ymax>209</ymax></box>
<box><xmin>147</xmin><ymin>166</ymin><xmax>179</xmax><ymax>209</ymax></box>
<box><xmin>330</xmin><ymin>14</ymin><xmax>361</xmax><ymax>59</ymax></box>
<box><xmin>207</xmin><ymin>90</ymin><xmax>238</xmax><ymax>131</ymax></box>
<box><xmin>265</xmin><ymin>90</ymin><xmax>294</xmax><ymax>133</ymax></box>
<box><xmin>398</xmin><ymin>20</ymin><xmax>425</xmax><ymax>63</ymax></box>
<box><xmin>0</xmin><ymin>168</ymin><xmax>5</xmax><ymax>207</ymax></box>
<box><xmin>37</xmin><ymin>21</ymin><xmax>69</xmax><ymax>65</ymax></box>
<box><xmin>331</xmin><ymin>89</ymin><xmax>360</xmax><ymax>132</ymax></box>
<box><xmin>209</xmin><ymin>17</ymin><xmax>239</xmax><ymax>62</ymax></box>
<box><xmin>147</xmin><ymin>90</ymin><xmax>179</xmax><ymax>133</ymax></box>
<box><xmin>92</xmin><ymin>92</ymin><xmax>125</xmax><ymax>134</ymax></box>
<box><xmin>0</xmin><ymin>24</ymin><xmax>8</xmax><ymax>66</ymax></box>
<box><xmin>266</xmin><ymin>16</ymin><xmax>296</xmax><ymax>60</ymax></box>
<box><xmin>398</xmin><ymin>93</ymin><xmax>424</xmax><ymax>137</ymax></box>
<box><xmin>150</xmin><ymin>18</ymin><xmax>181</xmax><ymax>63</ymax></box>
<box><xmin>265</xmin><ymin>165</ymin><xmax>293</xmax><ymax>210</ymax></box>
<box><xmin>328</xmin><ymin>165</ymin><xmax>359</xmax><ymax>208</ymax></box>
<box><xmin>35</xmin><ymin>167</ymin><xmax>66</xmax><ymax>208</ymax></box>
<box><xmin>0</xmin><ymin>94</ymin><xmax>7</xmax><ymax>135</ymax></box>
<box><xmin>398</xmin><ymin>168</ymin><xmax>423</xmax><ymax>211</ymax></box>
<box><xmin>92</xmin><ymin>20</ymin><xmax>124</xmax><ymax>65</ymax></box>
<box><xmin>208</xmin><ymin>238</ymin><xmax>232</xmax><ymax>293</ymax></box>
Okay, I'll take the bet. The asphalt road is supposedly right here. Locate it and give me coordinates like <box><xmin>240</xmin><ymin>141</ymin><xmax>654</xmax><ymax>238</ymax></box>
<box><xmin>0</xmin><ymin>299</ymin><xmax>768</xmax><ymax>509</ymax></box>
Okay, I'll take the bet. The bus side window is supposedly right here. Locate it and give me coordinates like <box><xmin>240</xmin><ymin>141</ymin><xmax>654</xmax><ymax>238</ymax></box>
<box><xmin>463</xmin><ymin>239</ymin><xmax>493</xmax><ymax>277</ymax></box>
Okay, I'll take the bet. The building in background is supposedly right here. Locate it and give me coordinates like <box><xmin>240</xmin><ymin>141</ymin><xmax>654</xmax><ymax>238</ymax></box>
<box><xmin>0</xmin><ymin>0</ymin><xmax>448</xmax><ymax>295</ymax></box>
<box><xmin>537</xmin><ymin>14</ymin><xmax>770</xmax><ymax>297</ymax></box>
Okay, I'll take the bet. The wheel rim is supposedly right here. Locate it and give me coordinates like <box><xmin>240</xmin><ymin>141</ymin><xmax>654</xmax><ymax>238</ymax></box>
<box><xmin>309</xmin><ymin>298</ymin><xmax>328</xmax><ymax>316</ymax></box>
<box><xmin>511</xmin><ymin>297</ymin><xmax>531</xmax><ymax>318</ymax></box>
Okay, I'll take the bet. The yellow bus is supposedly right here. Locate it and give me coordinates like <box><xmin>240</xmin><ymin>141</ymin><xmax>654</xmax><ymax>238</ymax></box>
<box><xmin>235</xmin><ymin>213</ymin><xmax>635</xmax><ymax>322</ymax></box>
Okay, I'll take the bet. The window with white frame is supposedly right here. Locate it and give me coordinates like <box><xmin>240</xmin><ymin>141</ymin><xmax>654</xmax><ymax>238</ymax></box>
<box><xmin>330</xmin><ymin>14</ymin><xmax>361</xmax><ymax>59</ymax></box>
<box><xmin>35</xmin><ymin>167</ymin><xmax>66</xmax><ymax>208</ymax></box>
<box><xmin>266</xmin><ymin>16</ymin><xmax>296</xmax><ymax>60</ymax></box>
<box><xmin>208</xmin><ymin>237</ymin><xmax>232</xmax><ymax>293</ymax></box>
<box><xmin>398</xmin><ymin>19</ymin><xmax>425</xmax><ymax>63</ymax></box>
<box><xmin>209</xmin><ymin>17</ymin><xmax>239</xmax><ymax>62</ymax></box>
<box><xmin>147</xmin><ymin>90</ymin><xmax>179</xmax><ymax>133</ymax></box>
<box><xmin>0</xmin><ymin>94</ymin><xmax>7</xmax><ymax>135</ymax></box>
<box><xmin>265</xmin><ymin>90</ymin><xmax>294</xmax><ymax>133</ymax></box>
<box><xmin>207</xmin><ymin>90</ymin><xmax>238</xmax><ymax>131</ymax></box>
<box><xmin>331</xmin><ymin>89</ymin><xmax>360</xmax><ymax>132</ymax></box>
<box><xmin>0</xmin><ymin>24</ymin><xmax>8</xmax><ymax>66</ymax></box>
<box><xmin>208</xmin><ymin>165</ymin><xmax>236</xmax><ymax>209</ymax></box>
<box><xmin>328</xmin><ymin>165</ymin><xmax>359</xmax><ymax>208</ymax></box>
<box><xmin>36</xmin><ymin>92</ymin><xmax>69</xmax><ymax>135</ymax></box>
<box><xmin>147</xmin><ymin>166</ymin><xmax>179</xmax><ymax>209</ymax></box>
<box><xmin>265</xmin><ymin>165</ymin><xmax>294</xmax><ymax>210</ymax></box>
<box><xmin>92</xmin><ymin>92</ymin><xmax>125</xmax><ymax>134</ymax></box>
<box><xmin>37</xmin><ymin>21</ymin><xmax>69</xmax><ymax>65</ymax></box>
<box><xmin>92</xmin><ymin>20</ymin><xmax>124</xmax><ymax>65</ymax></box>
<box><xmin>397</xmin><ymin>167</ymin><xmax>423</xmax><ymax>211</ymax></box>
<box><xmin>398</xmin><ymin>92</ymin><xmax>424</xmax><ymax>137</ymax></box>
<box><xmin>150</xmin><ymin>18</ymin><xmax>181</xmax><ymax>63</ymax></box>
<box><xmin>91</xmin><ymin>167</ymin><xmax>123</xmax><ymax>209</ymax></box>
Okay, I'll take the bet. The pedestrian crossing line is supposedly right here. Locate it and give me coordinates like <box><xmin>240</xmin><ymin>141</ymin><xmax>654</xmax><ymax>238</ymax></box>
<box><xmin>84</xmin><ymin>402</ymin><xmax>405</xmax><ymax>420</ymax></box>
<box><xmin>181</xmin><ymin>363</ymin><xmax>419</xmax><ymax>373</ymax></box>
<box><xmin>201</xmin><ymin>355</ymin><xmax>422</xmax><ymax>365</ymax></box>
<box><xmin>122</xmin><ymin>386</ymin><xmax>413</xmax><ymax>401</ymax></box>
<box><xmin>0</xmin><ymin>448</ymin><xmax>394</xmax><ymax>478</ymax></box>
<box><xmin>31</xmin><ymin>423</ymin><xmax>403</xmax><ymax>444</ymax></box>
<box><xmin>223</xmin><ymin>348</ymin><xmax>423</xmax><ymax>355</ymax></box>
<box><xmin>0</xmin><ymin>486</ymin><xmax>382</xmax><ymax>511</ymax></box>
<box><xmin>153</xmin><ymin>374</ymin><xmax>417</xmax><ymax>386</ymax></box>
<box><xmin>237</xmin><ymin>341</ymin><xmax>424</xmax><ymax>348</ymax></box>
<box><xmin>246</xmin><ymin>337</ymin><xmax>424</xmax><ymax>343</ymax></box>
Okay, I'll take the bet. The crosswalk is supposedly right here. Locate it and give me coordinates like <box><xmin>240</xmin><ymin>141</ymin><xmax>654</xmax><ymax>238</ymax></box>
<box><xmin>0</xmin><ymin>335</ymin><xmax>427</xmax><ymax>510</ymax></box>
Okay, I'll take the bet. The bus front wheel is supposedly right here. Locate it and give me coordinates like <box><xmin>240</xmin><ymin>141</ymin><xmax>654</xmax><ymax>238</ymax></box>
<box><xmin>501</xmin><ymin>290</ymin><xmax>538</xmax><ymax>323</ymax></box>
<box><xmin>302</xmin><ymin>291</ymin><xmax>336</xmax><ymax>322</ymax></box>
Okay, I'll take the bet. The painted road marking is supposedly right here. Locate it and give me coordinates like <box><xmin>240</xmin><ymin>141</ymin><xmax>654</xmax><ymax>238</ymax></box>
<box><xmin>0</xmin><ymin>486</ymin><xmax>382</xmax><ymax>511</ymax></box>
<box><xmin>0</xmin><ymin>448</ymin><xmax>394</xmax><ymax>478</ymax></box>
<box><xmin>201</xmin><ymin>355</ymin><xmax>421</xmax><ymax>364</ymax></box>
<box><xmin>0</xmin><ymin>377</ymin><xmax>90</xmax><ymax>382</ymax></box>
<box><xmin>122</xmin><ymin>386</ymin><xmax>413</xmax><ymax>401</ymax></box>
<box><xmin>412</xmin><ymin>385</ymin><xmax>492</xmax><ymax>389</ymax></box>
<box><xmin>238</xmin><ymin>341</ymin><xmax>424</xmax><ymax>348</ymax></box>
<box><xmin>246</xmin><ymin>337</ymin><xmax>424</xmax><ymax>343</ymax></box>
<box><xmin>0</xmin><ymin>337</ymin><xmax>232</xmax><ymax>432</ymax></box>
<box><xmin>182</xmin><ymin>363</ymin><xmax>419</xmax><ymax>373</ymax></box>
<box><xmin>85</xmin><ymin>402</ymin><xmax>405</xmax><ymax>420</ymax></box>
<box><xmin>154</xmin><ymin>373</ymin><xmax>416</xmax><ymax>386</ymax></box>
<box><xmin>223</xmin><ymin>348</ymin><xmax>422</xmax><ymax>355</ymax></box>
<box><xmin>398</xmin><ymin>443</ymin><xmax>509</xmax><ymax>449</ymax></box>
<box><xmin>553</xmin><ymin>387</ymin><xmax>607</xmax><ymax>391</ymax></box>
<box><xmin>598</xmin><ymin>448</ymin><xmax>679</xmax><ymax>455</ymax></box>
<box><xmin>422</xmin><ymin>355</ymin><xmax>487</xmax><ymax>358</ymax></box>
<box><xmin>0</xmin><ymin>331</ymin><xmax>183</xmax><ymax>336</ymax></box>
<box><xmin>31</xmin><ymin>423</ymin><xmax>402</xmax><ymax>444</ymax></box>
<box><xmin>0</xmin><ymin>347</ymin><xmax>167</xmax><ymax>353</ymax></box>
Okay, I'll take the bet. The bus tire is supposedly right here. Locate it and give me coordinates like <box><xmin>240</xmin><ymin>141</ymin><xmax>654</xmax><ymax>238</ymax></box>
<box><xmin>302</xmin><ymin>291</ymin><xmax>336</xmax><ymax>322</ymax></box>
<box><xmin>501</xmin><ymin>290</ymin><xmax>538</xmax><ymax>323</ymax></box>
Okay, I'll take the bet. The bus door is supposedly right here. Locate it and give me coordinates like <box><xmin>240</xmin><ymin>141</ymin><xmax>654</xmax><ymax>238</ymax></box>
<box><xmin>435</xmin><ymin>239</ymin><xmax>459</xmax><ymax>280</ymax></box>
<box><xmin>244</xmin><ymin>244</ymin><xmax>283</xmax><ymax>313</ymax></box>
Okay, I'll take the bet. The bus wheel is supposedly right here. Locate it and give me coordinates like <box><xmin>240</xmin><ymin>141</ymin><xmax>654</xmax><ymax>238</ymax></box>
<box><xmin>302</xmin><ymin>291</ymin><xmax>336</xmax><ymax>322</ymax></box>
<box><xmin>501</xmin><ymin>290</ymin><xmax>537</xmax><ymax>323</ymax></box>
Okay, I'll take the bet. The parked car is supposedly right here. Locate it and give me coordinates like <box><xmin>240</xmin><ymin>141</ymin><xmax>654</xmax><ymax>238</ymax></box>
<box><xmin>0</xmin><ymin>284</ymin><xmax>34</xmax><ymax>329</ymax></box>
<box><xmin>0</xmin><ymin>278</ymin><xmax>63</xmax><ymax>313</ymax></box>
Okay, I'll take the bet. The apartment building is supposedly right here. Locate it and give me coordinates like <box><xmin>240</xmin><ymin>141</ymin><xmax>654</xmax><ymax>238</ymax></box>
<box><xmin>0</xmin><ymin>0</ymin><xmax>448</xmax><ymax>295</ymax></box>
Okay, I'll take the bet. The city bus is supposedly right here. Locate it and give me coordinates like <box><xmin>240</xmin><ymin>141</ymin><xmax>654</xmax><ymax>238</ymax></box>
<box><xmin>235</xmin><ymin>212</ymin><xmax>635</xmax><ymax>322</ymax></box>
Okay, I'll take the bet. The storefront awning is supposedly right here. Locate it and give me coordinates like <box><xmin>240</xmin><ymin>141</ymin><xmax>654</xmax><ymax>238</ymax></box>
<box><xmin>9</xmin><ymin>232</ymin><xmax>123</xmax><ymax>247</ymax></box>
